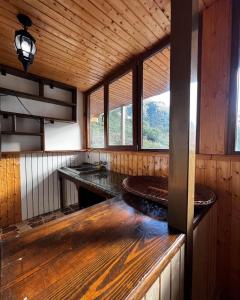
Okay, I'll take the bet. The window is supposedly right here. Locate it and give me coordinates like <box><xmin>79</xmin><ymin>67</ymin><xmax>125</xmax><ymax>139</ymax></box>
<box><xmin>108</xmin><ymin>71</ymin><xmax>133</xmax><ymax>146</ymax></box>
<box><xmin>141</xmin><ymin>47</ymin><xmax>170</xmax><ymax>149</ymax></box>
<box><xmin>235</xmin><ymin>70</ymin><xmax>240</xmax><ymax>151</ymax></box>
<box><xmin>86</xmin><ymin>41</ymin><xmax>171</xmax><ymax>152</ymax></box>
<box><xmin>229</xmin><ymin>2</ymin><xmax>240</xmax><ymax>153</ymax></box>
<box><xmin>89</xmin><ymin>87</ymin><xmax>104</xmax><ymax>148</ymax></box>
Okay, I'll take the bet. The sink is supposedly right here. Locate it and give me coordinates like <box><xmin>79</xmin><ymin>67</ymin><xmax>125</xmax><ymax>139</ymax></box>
<box><xmin>64</xmin><ymin>163</ymin><xmax>106</xmax><ymax>175</ymax></box>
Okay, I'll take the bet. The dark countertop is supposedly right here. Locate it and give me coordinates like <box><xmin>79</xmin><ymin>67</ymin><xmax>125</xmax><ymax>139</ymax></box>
<box><xmin>58</xmin><ymin>168</ymin><xmax>127</xmax><ymax>197</ymax></box>
<box><xmin>0</xmin><ymin>196</ymin><xmax>185</xmax><ymax>300</ymax></box>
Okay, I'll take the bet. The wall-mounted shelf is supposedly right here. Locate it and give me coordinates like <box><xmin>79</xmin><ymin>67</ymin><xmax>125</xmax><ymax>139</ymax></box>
<box><xmin>0</xmin><ymin>110</ymin><xmax>75</xmax><ymax>124</ymax></box>
<box><xmin>0</xmin><ymin>64</ymin><xmax>77</xmax><ymax>122</ymax></box>
<box><xmin>0</xmin><ymin>110</ymin><xmax>45</xmax><ymax>153</ymax></box>
<box><xmin>0</xmin><ymin>87</ymin><xmax>76</xmax><ymax>108</ymax></box>
<box><xmin>0</xmin><ymin>65</ymin><xmax>78</xmax><ymax>155</ymax></box>
<box><xmin>1</xmin><ymin>131</ymin><xmax>43</xmax><ymax>136</ymax></box>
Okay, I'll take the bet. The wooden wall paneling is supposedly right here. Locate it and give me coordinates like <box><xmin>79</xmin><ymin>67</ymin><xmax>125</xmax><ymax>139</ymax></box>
<box><xmin>37</xmin><ymin>153</ymin><xmax>44</xmax><ymax>216</ymax></box>
<box><xmin>170</xmin><ymin>249</ymin><xmax>181</xmax><ymax>300</ymax></box>
<box><xmin>145</xmin><ymin>278</ymin><xmax>160</xmax><ymax>300</ymax></box>
<box><xmin>216</xmin><ymin>160</ymin><xmax>232</xmax><ymax>296</ymax></box>
<box><xmin>31</xmin><ymin>154</ymin><xmax>39</xmax><ymax>217</ymax></box>
<box><xmin>52</xmin><ymin>154</ymin><xmax>59</xmax><ymax>210</ymax></box>
<box><xmin>192</xmin><ymin>210</ymin><xmax>209</xmax><ymax>300</ymax></box>
<box><xmin>195</xmin><ymin>159</ymin><xmax>205</xmax><ymax>184</ymax></box>
<box><xmin>6</xmin><ymin>155</ymin><xmax>14</xmax><ymax>225</ymax></box>
<box><xmin>1</xmin><ymin>158</ymin><xmax>8</xmax><ymax>226</ymax></box>
<box><xmin>142</xmin><ymin>247</ymin><xmax>184</xmax><ymax>300</ymax></box>
<box><xmin>207</xmin><ymin>203</ymin><xmax>218</xmax><ymax>299</ymax></box>
<box><xmin>192</xmin><ymin>205</ymin><xmax>218</xmax><ymax>300</ymax></box>
<box><xmin>18</xmin><ymin>152</ymin><xmax>81</xmax><ymax>221</ymax></box>
<box><xmin>128</xmin><ymin>153</ymin><xmax>133</xmax><ymax>175</ymax></box>
<box><xmin>13</xmin><ymin>155</ymin><xmax>21</xmax><ymax>224</ymax></box>
<box><xmin>137</xmin><ymin>154</ymin><xmax>143</xmax><ymax>176</ymax></box>
<box><xmin>204</xmin><ymin>159</ymin><xmax>217</xmax><ymax>190</ymax></box>
<box><xmin>180</xmin><ymin>244</ymin><xmax>185</xmax><ymax>300</ymax></box>
<box><xmin>229</xmin><ymin>160</ymin><xmax>240</xmax><ymax>298</ymax></box>
<box><xmin>43</xmin><ymin>153</ymin><xmax>49</xmax><ymax>214</ymax></box>
<box><xmin>19</xmin><ymin>155</ymin><xmax>27</xmax><ymax>221</ymax></box>
<box><xmin>142</xmin><ymin>155</ymin><xmax>148</xmax><ymax>175</ymax></box>
<box><xmin>160</xmin><ymin>263</ymin><xmax>171</xmax><ymax>300</ymax></box>
<box><xmin>0</xmin><ymin>154</ymin><xmax>21</xmax><ymax>227</ymax></box>
<box><xmin>117</xmin><ymin>154</ymin><xmax>121</xmax><ymax>173</ymax></box>
<box><xmin>199</xmin><ymin>0</ymin><xmax>232</xmax><ymax>154</ymax></box>
<box><xmin>161</xmin><ymin>156</ymin><xmax>169</xmax><ymax>177</ymax></box>
<box><xmin>132</xmin><ymin>154</ymin><xmax>138</xmax><ymax>176</ymax></box>
<box><xmin>66</xmin><ymin>155</ymin><xmax>72</xmax><ymax>206</ymax></box>
<box><xmin>56</xmin><ymin>154</ymin><xmax>61</xmax><ymax>208</ymax></box>
<box><xmin>26</xmin><ymin>154</ymin><xmax>34</xmax><ymax>218</ymax></box>
<box><xmin>148</xmin><ymin>156</ymin><xmax>155</xmax><ymax>176</ymax></box>
<box><xmin>49</xmin><ymin>154</ymin><xmax>55</xmax><ymax>211</ymax></box>
<box><xmin>154</xmin><ymin>156</ymin><xmax>161</xmax><ymax>177</ymax></box>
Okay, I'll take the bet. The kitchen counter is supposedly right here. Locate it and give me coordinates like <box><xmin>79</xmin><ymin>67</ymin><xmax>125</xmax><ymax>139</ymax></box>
<box><xmin>58</xmin><ymin>168</ymin><xmax>127</xmax><ymax>208</ymax></box>
<box><xmin>0</xmin><ymin>196</ymin><xmax>185</xmax><ymax>300</ymax></box>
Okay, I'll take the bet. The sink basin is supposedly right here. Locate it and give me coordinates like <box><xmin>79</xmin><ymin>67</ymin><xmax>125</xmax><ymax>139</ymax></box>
<box><xmin>64</xmin><ymin>163</ymin><xmax>106</xmax><ymax>175</ymax></box>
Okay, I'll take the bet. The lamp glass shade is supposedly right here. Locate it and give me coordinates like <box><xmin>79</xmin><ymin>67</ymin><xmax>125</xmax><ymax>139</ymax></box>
<box><xmin>14</xmin><ymin>29</ymin><xmax>36</xmax><ymax>72</ymax></box>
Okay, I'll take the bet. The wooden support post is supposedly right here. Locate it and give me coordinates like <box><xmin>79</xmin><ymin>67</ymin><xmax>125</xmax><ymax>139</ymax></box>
<box><xmin>168</xmin><ymin>0</ymin><xmax>199</xmax><ymax>299</ymax></box>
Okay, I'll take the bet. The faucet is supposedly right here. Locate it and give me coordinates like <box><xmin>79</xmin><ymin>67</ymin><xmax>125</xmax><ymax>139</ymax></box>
<box><xmin>87</xmin><ymin>149</ymin><xmax>107</xmax><ymax>169</ymax></box>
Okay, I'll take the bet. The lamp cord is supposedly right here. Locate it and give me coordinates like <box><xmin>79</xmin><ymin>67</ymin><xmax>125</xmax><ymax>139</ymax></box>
<box><xmin>0</xmin><ymin>94</ymin><xmax>50</xmax><ymax>124</ymax></box>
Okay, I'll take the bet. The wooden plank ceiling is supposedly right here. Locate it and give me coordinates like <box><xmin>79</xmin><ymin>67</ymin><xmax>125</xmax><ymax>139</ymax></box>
<box><xmin>90</xmin><ymin>47</ymin><xmax>170</xmax><ymax>116</ymax></box>
<box><xmin>0</xmin><ymin>0</ymin><xmax>216</xmax><ymax>92</ymax></box>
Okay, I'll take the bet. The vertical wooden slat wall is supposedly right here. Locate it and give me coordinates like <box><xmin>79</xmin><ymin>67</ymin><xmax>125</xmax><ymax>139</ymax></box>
<box><xmin>0</xmin><ymin>154</ymin><xmax>21</xmax><ymax>228</ymax></box>
<box><xmin>19</xmin><ymin>152</ymin><xmax>82</xmax><ymax>221</ymax></box>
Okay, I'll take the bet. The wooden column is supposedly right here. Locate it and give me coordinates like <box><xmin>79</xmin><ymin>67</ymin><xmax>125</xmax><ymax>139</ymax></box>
<box><xmin>168</xmin><ymin>0</ymin><xmax>199</xmax><ymax>299</ymax></box>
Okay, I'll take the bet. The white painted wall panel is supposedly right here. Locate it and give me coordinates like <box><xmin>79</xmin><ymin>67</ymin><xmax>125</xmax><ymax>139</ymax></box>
<box><xmin>20</xmin><ymin>152</ymin><xmax>83</xmax><ymax>220</ymax></box>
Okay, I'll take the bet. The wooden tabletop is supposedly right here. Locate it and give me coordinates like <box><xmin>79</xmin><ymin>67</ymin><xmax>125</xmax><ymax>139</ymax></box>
<box><xmin>0</xmin><ymin>196</ymin><xmax>185</xmax><ymax>300</ymax></box>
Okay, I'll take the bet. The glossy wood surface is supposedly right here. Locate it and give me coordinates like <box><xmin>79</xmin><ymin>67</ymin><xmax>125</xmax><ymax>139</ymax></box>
<box><xmin>0</xmin><ymin>196</ymin><xmax>185</xmax><ymax>300</ymax></box>
<box><xmin>85</xmin><ymin>149</ymin><xmax>240</xmax><ymax>298</ymax></box>
<box><xmin>0</xmin><ymin>0</ymin><xmax>216</xmax><ymax>91</ymax></box>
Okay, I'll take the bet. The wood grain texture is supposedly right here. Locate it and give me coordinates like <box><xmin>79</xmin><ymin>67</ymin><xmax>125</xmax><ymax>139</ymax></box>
<box><xmin>0</xmin><ymin>197</ymin><xmax>185</xmax><ymax>300</ymax></box>
<box><xmin>0</xmin><ymin>0</ymin><xmax>215</xmax><ymax>92</ymax></box>
<box><xmin>199</xmin><ymin>0</ymin><xmax>232</xmax><ymax>154</ymax></box>
<box><xmin>84</xmin><ymin>149</ymin><xmax>240</xmax><ymax>298</ymax></box>
<box><xmin>0</xmin><ymin>154</ymin><xmax>21</xmax><ymax>227</ymax></box>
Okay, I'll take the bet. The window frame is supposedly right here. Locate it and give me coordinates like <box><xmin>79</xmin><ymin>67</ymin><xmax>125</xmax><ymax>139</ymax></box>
<box><xmin>138</xmin><ymin>45</ymin><xmax>170</xmax><ymax>152</ymax></box>
<box><xmin>86</xmin><ymin>86</ymin><xmax>105</xmax><ymax>150</ymax></box>
<box><xmin>228</xmin><ymin>0</ymin><xmax>240</xmax><ymax>154</ymax></box>
<box><xmin>85</xmin><ymin>36</ymin><xmax>171</xmax><ymax>152</ymax></box>
<box><xmin>105</xmin><ymin>64</ymin><xmax>138</xmax><ymax>151</ymax></box>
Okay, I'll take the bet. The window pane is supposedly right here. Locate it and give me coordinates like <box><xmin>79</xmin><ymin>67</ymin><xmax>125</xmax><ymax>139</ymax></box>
<box><xmin>236</xmin><ymin>69</ymin><xmax>240</xmax><ymax>151</ymax></box>
<box><xmin>108</xmin><ymin>72</ymin><xmax>133</xmax><ymax>146</ymax></box>
<box><xmin>142</xmin><ymin>47</ymin><xmax>170</xmax><ymax>149</ymax></box>
<box><xmin>89</xmin><ymin>87</ymin><xmax>104</xmax><ymax>148</ymax></box>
